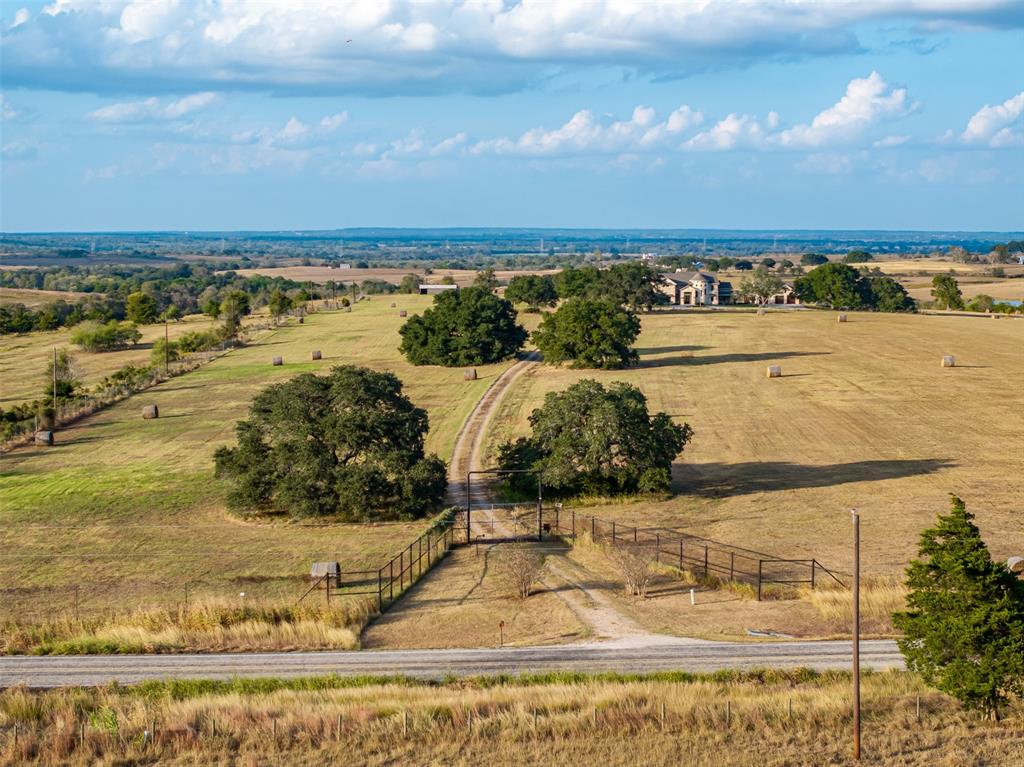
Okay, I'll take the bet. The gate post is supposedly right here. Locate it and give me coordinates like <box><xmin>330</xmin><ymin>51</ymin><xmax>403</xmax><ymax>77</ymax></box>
<box><xmin>377</xmin><ymin>568</ymin><xmax>383</xmax><ymax>612</ymax></box>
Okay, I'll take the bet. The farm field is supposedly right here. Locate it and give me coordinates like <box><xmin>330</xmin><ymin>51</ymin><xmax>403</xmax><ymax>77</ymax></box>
<box><xmin>870</xmin><ymin>258</ymin><xmax>1024</xmax><ymax>276</ymax></box>
<box><xmin>0</xmin><ymin>287</ymin><xmax>98</xmax><ymax>307</ymax></box>
<box><xmin>0</xmin><ymin>295</ymin><xmax>515</xmax><ymax>623</ymax></box>
<box><xmin>904</xmin><ymin>278</ymin><xmax>1024</xmax><ymax>302</ymax></box>
<box><xmin>0</xmin><ymin>313</ymin><xmax>227</xmax><ymax>407</ymax></box>
<box><xmin>485</xmin><ymin>308</ymin><xmax>1024</xmax><ymax>576</ymax></box>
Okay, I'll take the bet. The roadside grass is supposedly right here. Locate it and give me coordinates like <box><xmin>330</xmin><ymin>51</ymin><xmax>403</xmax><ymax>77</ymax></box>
<box><xmin>1</xmin><ymin>599</ymin><xmax>373</xmax><ymax>655</ymax></box>
<box><xmin>0</xmin><ymin>296</ymin><xmax>516</xmax><ymax>624</ymax></box>
<box><xmin>361</xmin><ymin>544</ymin><xmax>589</xmax><ymax>650</ymax></box>
<box><xmin>485</xmin><ymin>309</ymin><xmax>1024</xmax><ymax>575</ymax></box>
<box><xmin>2</xmin><ymin>670</ymin><xmax>1022</xmax><ymax>766</ymax></box>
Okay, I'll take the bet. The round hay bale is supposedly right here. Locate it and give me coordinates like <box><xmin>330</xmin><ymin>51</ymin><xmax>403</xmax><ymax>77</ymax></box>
<box><xmin>298</xmin><ymin>317</ymin><xmax>304</xmax><ymax>324</ymax></box>
<box><xmin>272</xmin><ymin>356</ymin><xmax>284</xmax><ymax>366</ymax></box>
<box><xmin>991</xmin><ymin>313</ymin><xmax>1000</xmax><ymax>319</ymax></box>
<box><xmin>464</xmin><ymin>368</ymin><xmax>478</xmax><ymax>381</ymax></box>
<box><xmin>837</xmin><ymin>313</ymin><xmax>847</xmax><ymax>323</ymax></box>
<box><xmin>399</xmin><ymin>310</ymin><xmax>408</xmax><ymax>317</ymax></box>
<box><xmin>941</xmin><ymin>355</ymin><xmax>955</xmax><ymax>368</ymax></box>
<box><xmin>390</xmin><ymin>302</ymin><xmax>397</xmax><ymax>308</ymax></box>
<box><xmin>1007</xmin><ymin>556</ymin><xmax>1024</xmax><ymax>575</ymax></box>
<box><xmin>34</xmin><ymin>430</ymin><xmax>54</xmax><ymax>446</ymax></box>
<box><xmin>311</xmin><ymin>350</ymin><xmax>322</xmax><ymax>361</ymax></box>
<box><xmin>766</xmin><ymin>365</ymin><xmax>782</xmax><ymax>378</ymax></box>
<box><xmin>141</xmin><ymin>404</ymin><xmax>159</xmax><ymax>419</ymax></box>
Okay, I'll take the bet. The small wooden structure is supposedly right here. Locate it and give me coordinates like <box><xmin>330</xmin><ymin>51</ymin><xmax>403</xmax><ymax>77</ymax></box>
<box><xmin>399</xmin><ymin>310</ymin><xmax>408</xmax><ymax>317</ymax></box>
<box><xmin>34</xmin><ymin>430</ymin><xmax>53</xmax><ymax>446</ymax></box>
<box><xmin>311</xmin><ymin>350</ymin><xmax>322</xmax><ymax>361</ymax></box>
<box><xmin>142</xmin><ymin>404</ymin><xmax>159</xmax><ymax>419</ymax></box>
<box><xmin>766</xmin><ymin>365</ymin><xmax>782</xmax><ymax>378</ymax></box>
<box><xmin>310</xmin><ymin>561</ymin><xmax>341</xmax><ymax>588</ymax></box>
<box><xmin>464</xmin><ymin>368</ymin><xmax>478</xmax><ymax>381</ymax></box>
<box><xmin>837</xmin><ymin>313</ymin><xmax>847</xmax><ymax>323</ymax></box>
<box><xmin>272</xmin><ymin>357</ymin><xmax>283</xmax><ymax>366</ymax></box>
<box><xmin>941</xmin><ymin>355</ymin><xmax>955</xmax><ymax>368</ymax></box>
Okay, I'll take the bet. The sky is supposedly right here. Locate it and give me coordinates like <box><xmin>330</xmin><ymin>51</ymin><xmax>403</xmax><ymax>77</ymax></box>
<box><xmin>1</xmin><ymin>0</ymin><xmax>1022</xmax><ymax>232</ymax></box>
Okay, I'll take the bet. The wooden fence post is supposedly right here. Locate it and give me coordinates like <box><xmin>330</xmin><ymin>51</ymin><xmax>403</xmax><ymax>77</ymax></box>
<box><xmin>729</xmin><ymin>552</ymin><xmax>735</xmax><ymax>582</ymax></box>
<box><xmin>591</xmin><ymin>516</ymin><xmax>596</xmax><ymax>539</ymax></box>
<box><xmin>703</xmin><ymin>545</ymin><xmax>709</xmax><ymax>578</ymax></box>
<box><xmin>612</xmin><ymin>522</ymin><xmax>616</xmax><ymax>542</ymax></box>
<box><xmin>757</xmin><ymin>560</ymin><xmax>763</xmax><ymax>601</ymax></box>
<box><xmin>655</xmin><ymin>533</ymin><xmax>660</xmax><ymax>562</ymax></box>
<box><xmin>679</xmin><ymin>539</ymin><xmax>684</xmax><ymax>570</ymax></box>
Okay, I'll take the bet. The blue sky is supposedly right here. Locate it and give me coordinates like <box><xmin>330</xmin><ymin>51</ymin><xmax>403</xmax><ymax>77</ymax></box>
<box><xmin>1</xmin><ymin>1</ymin><xmax>1022</xmax><ymax>232</ymax></box>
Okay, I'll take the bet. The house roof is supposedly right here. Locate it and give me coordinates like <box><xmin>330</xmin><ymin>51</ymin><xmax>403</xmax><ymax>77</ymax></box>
<box><xmin>663</xmin><ymin>270</ymin><xmax>718</xmax><ymax>285</ymax></box>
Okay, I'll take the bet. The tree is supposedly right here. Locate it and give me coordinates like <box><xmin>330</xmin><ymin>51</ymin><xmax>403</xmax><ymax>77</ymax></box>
<box><xmin>608</xmin><ymin>543</ymin><xmax>658</xmax><ymax>597</ymax></box>
<box><xmin>800</xmin><ymin>253</ymin><xmax>829</xmax><ymax>266</ymax></box>
<box><xmin>967</xmin><ymin>294</ymin><xmax>996</xmax><ymax>313</ymax></box>
<box><xmin>399</xmin><ymin>286</ymin><xmax>527</xmax><ymax>366</ymax></box>
<box><xmin>219</xmin><ymin>290</ymin><xmax>251</xmax><ymax>340</ymax></box>
<box><xmin>844</xmin><ymin>249</ymin><xmax>874</xmax><ymax>264</ymax></box>
<box><xmin>868</xmin><ymin>276</ymin><xmax>916</xmax><ymax>312</ymax></box>
<box><xmin>162</xmin><ymin>305</ymin><xmax>181</xmax><ymax>322</ymax></box>
<box><xmin>397</xmin><ymin>274</ymin><xmax>421</xmax><ymax>294</ymax></box>
<box><xmin>214</xmin><ymin>365</ymin><xmax>447</xmax><ymax>520</ymax></box>
<box><xmin>150</xmin><ymin>337</ymin><xmax>181</xmax><ymax>366</ymax></box>
<box><xmin>794</xmin><ymin>263</ymin><xmax>870</xmax><ymax>309</ymax></box>
<box><xmin>893</xmin><ymin>496</ymin><xmax>1024</xmax><ymax>720</ymax></box>
<box><xmin>69</xmin><ymin>320</ymin><xmax>142</xmax><ymax>352</ymax></box>
<box><xmin>44</xmin><ymin>349</ymin><xmax>80</xmax><ymax>400</ymax></box>
<box><xmin>125</xmin><ymin>291</ymin><xmax>158</xmax><ymax>324</ymax></box>
<box><xmin>473</xmin><ymin>268</ymin><xmax>499</xmax><ymax>292</ymax></box>
<box><xmin>737</xmin><ymin>266</ymin><xmax>785</xmax><ymax>305</ymax></box>
<box><xmin>531</xmin><ymin>298</ymin><xmax>640</xmax><ymax>369</ymax></box>
<box><xmin>599</xmin><ymin>263</ymin><xmax>667</xmax><ymax>311</ymax></box>
<box><xmin>504</xmin><ymin>274</ymin><xmax>558</xmax><ymax>311</ymax></box>
<box><xmin>553</xmin><ymin>266</ymin><xmax>602</xmax><ymax>298</ymax></box>
<box><xmin>931</xmin><ymin>274</ymin><xmax>965</xmax><ymax>310</ymax></box>
<box><xmin>496</xmin><ymin>540</ymin><xmax>547</xmax><ymax>599</ymax></box>
<box><xmin>497</xmin><ymin>379</ymin><xmax>693</xmax><ymax>497</ymax></box>
<box><xmin>268</xmin><ymin>288</ymin><xmax>292</xmax><ymax>323</ymax></box>
<box><xmin>761</xmin><ymin>257</ymin><xmax>776</xmax><ymax>269</ymax></box>
<box><xmin>733</xmin><ymin>259</ymin><xmax>753</xmax><ymax>270</ymax></box>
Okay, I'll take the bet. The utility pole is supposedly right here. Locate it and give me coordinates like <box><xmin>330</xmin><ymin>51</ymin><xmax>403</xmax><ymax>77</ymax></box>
<box><xmin>851</xmin><ymin>508</ymin><xmax>861</xmax><ymax>761</ymax></box>
<box><xmin>164</xmin><ymin>319</ymin><xmax>169</xmax><ymax>375</ymax></box>
<box><xmin>52</xmin><ymin>347</ymin><xmax>58</xmax><ymax>430</ymax></box>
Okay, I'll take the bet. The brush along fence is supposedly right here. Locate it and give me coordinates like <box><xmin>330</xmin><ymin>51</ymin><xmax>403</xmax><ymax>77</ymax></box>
<box><xmin>538</xmin><ymin>507</ymin><xmax>844</xmax><ymax>600</ymax></box>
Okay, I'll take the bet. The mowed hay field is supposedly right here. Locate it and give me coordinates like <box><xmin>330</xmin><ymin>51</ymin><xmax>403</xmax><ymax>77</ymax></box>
<box><xmin>487</xmin><ymin>309</ymin><xmax>1024</xmax><ymax>574</ymax></box>
<box><xmin>232</xmin><ymin>265</ymin><xmax>560</xmax><ymax>287</ymax></box>
<box><xmin>0</xmin><ymin>313</ymin><xmax>226</xmax><ymax>407</ymax></box>
<box><xmin>0</xmin><ymin>295</ymin><xmax>515</xmax><ymax>622</ymax></box>
<box><xmin>0</xmin><ymin>287</ymin><xmax>97</xmax><ymax>308</ymax></box>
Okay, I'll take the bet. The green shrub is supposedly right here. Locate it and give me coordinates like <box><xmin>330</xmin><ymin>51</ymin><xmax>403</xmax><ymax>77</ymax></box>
<box><xmin>70</xmin><ymin>320</ymin><xmax>141</xmax><ymax>352</ymax></box>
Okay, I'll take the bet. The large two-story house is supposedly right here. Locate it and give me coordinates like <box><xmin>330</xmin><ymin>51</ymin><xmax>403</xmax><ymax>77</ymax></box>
<box><xmin>659</xmin><ymin>271</ymin><xmax>733</xmax><ymax>306</ymax></box>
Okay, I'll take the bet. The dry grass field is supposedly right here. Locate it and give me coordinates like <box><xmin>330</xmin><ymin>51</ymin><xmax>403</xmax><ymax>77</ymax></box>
<box><xmin>0</xmin><ymin>288</ymin><xmax>98</xmax><ymax>308</ymax></box>
<box><xmin>0</xmin><ymin>313</ymin><xmax>227</xmax><ymax>407</ymax></box>
<box><xmin>904</xmin><ymin>278</ymin><xmax>1024</xmax><ymax>303</ymax></box>
<box><xmin>2</xmin><ymin>671</ymin><xmax>1021</xmax><ymax>766</ymax></box>
<box><xmin>0</xmin><ymin>296</ymin><xmax>515</xmax><ymax>624</ymax></box>
<box><xmin>231</xmin><ymin>265</ymin><xmax>559</xmax><ymax>286</ymax></box>
<box><xmin>870</xmin><ymin>258</ymin><xmax>1024</xmax><ymax>276</ymax></box>
<box><xmin>486</xmin><ymin>309</ymin><xmax>1024</xmax><ymax>575</ymax></box>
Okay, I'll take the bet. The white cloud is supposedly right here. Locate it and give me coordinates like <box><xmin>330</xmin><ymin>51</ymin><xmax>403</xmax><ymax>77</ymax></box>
<box><xmin>89</xmin><ymin>92</ymin><xmax>219</xmax><ymax>123</ymax></box>
<box><xmin>796</xmin><ymin>153</ymin><xmax>854</xmax><ymax>174</ymax></box>
<box><xmin>319</xmin><ymin>112</ymin><xmax>349</xmax><ymax>131</ymax></box>
<box><xmin>10</xmin><ymin>7</ymin><xmax>30</xmax><ymax>27</ymax></box>
<box><xmin>873</xmin><ymin>134</ymin><xmax>910</xmax><ymax>148</ymax></box>
<box><xmin>277</xmin><ymin>117</ymin><xmax>309</xmax><ymax>142</ymax></box>
<box><xmin>472</xmin><ymin>104</ymin><xmax>701</xmax><ymax>156</ymax></box>
<box><xmin>685</xmin><ymin>113</ymin><xmax>767</xmax><ymax>150</ymax></box>
<box><xmin>8</xmin><ymin>1</ymin><xmax>1022</xmax><ymax>95</ymax></box>
<box><xmin>774</xmin><ymin>71</ymin><xmax>912</xmax><ymax>148</ymax></box>
<box><xmin>0</xmin><ymin>95</ymin><xmax>18</xmax><ymax>120</ymax></box>
<box><xmin>961</xmin><ymin>92</ymin><xmax>1024</xmax><ymax>147</ymax></box>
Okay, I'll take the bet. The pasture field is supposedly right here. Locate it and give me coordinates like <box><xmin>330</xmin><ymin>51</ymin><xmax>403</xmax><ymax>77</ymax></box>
<box><xmin>485</xmin><ymin>309</ymin><xmax>1024</xmax><ymax>575</ymax></box>
<box><xmin>0</xmin><ymin>295</ymin><xmax>515</xmax><ymax>623</ymax></box>
<box><xmin>870</xmin><ymin>258</ymin><xmax>1024</xmax><ymax>276</ymax></box>
<box><xmin>2</xmin><ymin>671</ymin><xmax>1020</xmax><ymax>766</ymax></box>
<box><xmin>904</xmin><ymin>278</ymin><xmax>1024</xmax><ymax>303</ymax></box>
<box><xmin>0</xmin><ymin>287</ymin><xmax>98</xmax><ymax>308</ymax></box>
<box><xmin>0</xmin><ymin>313</ymin><xmax>226</xmax><ymax>407</ymax></box>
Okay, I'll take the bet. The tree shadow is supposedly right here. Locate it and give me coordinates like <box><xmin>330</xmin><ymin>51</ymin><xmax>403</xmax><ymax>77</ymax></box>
<box><xmin>638</xmin><ymin>350</ymin><xmax>831</xmax><ymax>369</ymax></box>
<box><xmin>676</xmin><ymin>458</ymin><xmax>955</xmax><ymax>497</ymax></box>
<box><xmin>635</xmin><ymin>344</ymin><xmax>710</xmax><ymax>355</ymax></box>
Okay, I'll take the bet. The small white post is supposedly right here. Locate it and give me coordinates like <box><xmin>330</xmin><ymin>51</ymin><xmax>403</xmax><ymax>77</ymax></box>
<box><xmin>690</xmin><ymin>588</ymin><xmax>696</xmax><ymax>606</ymax></box>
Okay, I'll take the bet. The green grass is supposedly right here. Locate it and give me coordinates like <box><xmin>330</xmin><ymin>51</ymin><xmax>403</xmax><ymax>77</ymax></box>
<box><xmin>0</xmin><ymin>296</ymin><xmax>516</xmax><ymax>622</ymax></box>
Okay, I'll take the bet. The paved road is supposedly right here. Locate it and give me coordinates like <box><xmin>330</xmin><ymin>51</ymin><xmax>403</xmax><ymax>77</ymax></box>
<box><xmin>0</xmin><ymin>639</ymin><xmax>902</xmax><ymax>688</ymax></box>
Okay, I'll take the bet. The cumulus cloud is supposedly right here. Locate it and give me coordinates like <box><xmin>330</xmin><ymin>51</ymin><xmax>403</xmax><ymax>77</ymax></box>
<box><xmin>960</xmin><ymin>92</ymin><xmax>1024</xmax><ymax>147</ymax></box>
<box><xmin>0</xmin><ymin>95</ymin><xmax>17</xmax><ymax>120</ymax></box>
<box><xmin>685</xmin><ymin>113</ymin><xmax>767</xmax><ymax>150</ymax></box>
<box><xmin>774</xmin><ymin>71</ymin><xmax>912</xmax><ymax>147</ymax></box>
<box><xmin>89</xmin><ymin>92</ymin><xmax>219</xmax><ymax>123</ymax></box>
<box><xmin>5</xmin><ymin>1</ymin><xmax>1022</xmax><ymax>95</ymax></box>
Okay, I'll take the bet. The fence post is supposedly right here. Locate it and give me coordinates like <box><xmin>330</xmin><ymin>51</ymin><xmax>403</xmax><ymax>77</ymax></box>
<box><xmin>811</xmin><ymin>559</ymin><xmax>816</xmax><ymax>589</ymax></box>
<box><xmin>655</xmin><ymin>533</ymin><xmax>660</xmax><ymax>563</ymax></box>
<box><xmin>729</xmin><ymin>552</ymin><xmax>735</xmax><ymax>582</ymax></box>
<box><xmin>679</xmin><ymin>539</ymin><xmax>684</xmax><ymax>570</ymax></box>
<box><xmin>400</xmin><ymin>549</ymin><xmax>404</xmax><ymax>591</ymax></box>
<box><xmin>757</xmin><ymin>560</ymin><xmax>763</xmax><ymax>601</ymax></box>
<box><xmin>591</xmin><ymin>516</ymin><xmax>596</xmax><ymax>539</ymax></box>
<box><xmin>612</xmin><ymin>522</ymin><xmax>616</xmax><ymax>542</ymax></box>
<box><xmin>419</xmin><ymin>537</ymin><xmax>423</xmax><ymax>577</ymax></box>
<box><xmin>390</xmin><ymin>559</ymin><xmax>394</xmax><ymax>601</ymax></box>
<box><xmin>377</xmin><ymin>568</ymin><xmax>383</xmax><ymax>612</ymax></box>
<box><xmin>555</xmin><ymin>505</ymin><xmax>559</xmax><ymax>535</ymax></box>
<box><xmin>703</xmin><ymin>545</ymin><xmax>709</xmax><ymax>578</ymax></box>
<box><xmin>572</xmin><ymin>509</ymin><xmax>576</xmax><ymax>540</ymax></box>
<box><xmin>633</xmin><ymin>526</ymin><xmax>638</xmax><ymax>543</ymax></box>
